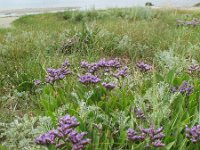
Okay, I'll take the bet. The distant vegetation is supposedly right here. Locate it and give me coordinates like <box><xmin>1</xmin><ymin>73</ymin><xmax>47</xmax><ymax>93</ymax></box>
<box><xmin>194</xmin><ymin>2</ymin><xmax>200</xmax><ymax>7</ymax></box>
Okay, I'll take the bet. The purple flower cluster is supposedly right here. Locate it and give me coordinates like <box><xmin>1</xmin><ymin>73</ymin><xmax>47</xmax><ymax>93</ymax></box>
<box><xmin>34</xmin><ymin>79</ymin><xmax>41</xmax><ymax>86</ymax></box>
<box><xmin>172</xmin><ymin>81</ymin><xmax>194</xmax><ymax>96</ymax></box>
<box><xmin>127</xmin><ymin>128</ymin><xmax>146</xmax><ymax>141</ymax></box>
<box><xmin>35</xmin><ymin>114</ymin><xmax>90</xmax><ymax>150</ymax></box>
<box><xmin>176</xmin><ymin>18</ymin><xmax>200</xmax><ymax>27</ymax></box>
<box><xmin>102</xmin><ymin>82</ymin><xmax>115</xmax><ymax>90</ymax></box>
<box><xmin>185</xmin><ymin>125</ymin><xmax>200</xmax><ymax>143</ymax></box>
<box><xmin>134</xmin><ymin>108</ymin><xmax>146</xmax><ymax>120</ymax></box>
<box><xmin>80</xmin><ymin>58</ymin><xmax>121</xmax><ymax>73</ymax></box>
<box><xmin>62</xmin><ymin>60</ymin><xmax>70</xmax><ymax>67</ymax></box>
<box><xmin>114</xmin><ymin>66</ymin><xmax>128</xmax><ymax>78</ymax></box>
<box><xmin>128</xmin><ymin>126</ymin><xmax>165</xmax><ymax>148</ymax></box>
<box><xmin>45</xmin><ymin>68</ymin><xmax>71</xmax><ymax>84</ymax></box>
<box><xmin>79</xmin><ymin>58</ymin><xmax>128</xmax><ymax>87</ymax></box>
<box><xmin>45</xmin><ymin>60</ymin><xmax>71</xmax><ymax>84</ymax></box>
<box><xmin>136</xmin><ymin>61</ymin><xmax>152</xmax><ymax>72</ymax></box>
<box><xmin>35</xmin><ymin>130</ymin><xmax>57</xmax><ymax>145</ymax></box>
<box><xmin>188</xmin><ymin>64</ymin><xmax>200</xmax><ymax>74</ymax></box>
<box><xmin>79</xmin><ymin>73</ymin><xmax>101</xmax><ymax>85</ymax></box>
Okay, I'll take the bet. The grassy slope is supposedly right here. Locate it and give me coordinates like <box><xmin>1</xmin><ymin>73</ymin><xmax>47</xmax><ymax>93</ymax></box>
<box><xmin>0</xmin><ymin>8</ymin><xmax>200</xmax><ymax>149</ymax></box>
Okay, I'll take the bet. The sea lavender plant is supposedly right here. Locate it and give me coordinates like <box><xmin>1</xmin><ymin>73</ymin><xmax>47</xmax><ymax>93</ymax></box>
<box><xmin>62</xmin><ymin>60</ymin><xmax>70</xmax><ymax>67</ymax></box>
<box><xmin>69</xmin><ymin>131</ymin><xmax>91</xmax><ymax>150</ymax></box>
<box><xmin>114</xmin><ymin>66</ymin><xmax>128</xmax><ymax>78</ymax></box>
<box><xmin>128</xmin><ymin>126</ymin><xmax>165</xmax><ymax>148</ymax></box>
<box><xmin>134</xmin><ymin>108</ymin><xmax>146</xmax><ymax>120</ymax></box>
<box><xmin>127</xmin><ymin>128</ymin><xmax>146</xmax><ymax>141</ymax></box>
<box><xmin>80</xmin><ymin>61</ymin><xmax>90</xmax><ymax>68</ymax></box>
<box><xmin>179</xmin><ymin>81</ymin><xmax>194</xmax><ymax>96</ymax></box>
<box><xmin>45</xmin><ymin>67</ymin><xmax>71</xmax><ymax>84</ymax></box>
<box><xmin>35</xmin><ymin>130</ymin><xmax>57</xmax><ymax>145</ymax></box>
<box><xmin>79</xmin><ymin>73</ymin><xmax>101</xmax><ymax>85</ymax></box>
<box><xmin>45</xmin><ymin>60</ymin><xmax>71</xmax><ymax>84</ymax></box>
<box><xmin>35</xmin><ymin>114</ymin><xmax>90</xmax><ymax>149</ymax></box>
<box><xmin>80</xmin><ymin>58</ymin><xmax>121</xmax><ymax>73</ymax></box>
<box><xmin>140</xmin><ymin>126</ymin><xmax>165</xmax><ymax>141</ymax></box>
<box><xmin>185</xmin><ymin>125</ymin><xmax>200</xmax><ymax>143</ymax></box>
<box><xmin>171</xmin><ymin>81</ymin><xmax>194</xmax><ymax>96</ymax></box>
<box><xmin>136</xmin><ymin>61</ymin><xmax>152</xmax><ymax>72</ymax></box>
<box><xmin>102</xmin><ymin>82</ymin><xmax>115</xmax><ymax>90</ymax></box>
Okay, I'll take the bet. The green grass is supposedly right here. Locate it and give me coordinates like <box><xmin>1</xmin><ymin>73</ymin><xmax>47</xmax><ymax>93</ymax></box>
<box><xmin>0</xmin><ymin>8</ymin><xmax>200</xmax><ymax>149</ymax></box>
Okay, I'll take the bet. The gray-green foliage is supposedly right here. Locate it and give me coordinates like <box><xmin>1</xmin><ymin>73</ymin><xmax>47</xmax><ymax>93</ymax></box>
<box><xmin>0</xmin><ymin>115</ymin><xmax>52</xmax><ymax>150</ymax></box>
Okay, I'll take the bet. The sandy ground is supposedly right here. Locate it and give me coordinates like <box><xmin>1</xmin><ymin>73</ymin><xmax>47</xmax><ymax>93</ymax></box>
<box><xmin>0</xmin><ymin>7</ymin><xmax>78</xmax><ymax>28</ymax></box>
<box><xmin>0</xmin><ymin>17</ymin><xmax>19</xmax><ymax>28</ymax></box>
<box><xmin>0</xmin><ymin>6</ymin><xmax>200</xmax><ymax>28</ymax></box>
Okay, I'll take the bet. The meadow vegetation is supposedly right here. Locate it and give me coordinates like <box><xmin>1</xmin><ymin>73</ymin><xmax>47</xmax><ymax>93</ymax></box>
<box><xmin>0</xmin><ymin>7</ymin><xmax>200</xmax><ymax>149</ymax></box>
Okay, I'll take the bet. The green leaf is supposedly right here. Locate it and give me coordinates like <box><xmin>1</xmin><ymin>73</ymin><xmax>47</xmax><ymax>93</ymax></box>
<box><xmin>166</xmin><ymin>141</ymin><xmax>175</xmax><ymax>150</ymax></box>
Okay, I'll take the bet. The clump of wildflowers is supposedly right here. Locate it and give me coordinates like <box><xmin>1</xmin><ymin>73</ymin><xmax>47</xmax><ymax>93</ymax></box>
<box><xmin>128</xmin><ymin>126</ymin><xmax>165</xmax><ymax>148</ymax></box>
<box><xmin>102</xmin><ymin>82</ymin><xmax>115</xmax><ymax>90</ymax></box>
<box><xmin>80</xmin><ymin>61</ymin><xmax>90</xmax><ymax>68</ymax></box>
<box><xmin>35</xmin><ymin>114</ymin><xmax>90</xmax><ymax>149</ymax></box>
<box><xmin>35</xmin><ymin>130</ymin><xmax>56</xmax><ymax>145</ymax></box>
<box><xmin>172</xmin><ymin>81</ymin><xmax>194</xmax><ymax>96</ymax></box>
<box><xmin>114</xmin><ymin>66</ymin><xmax>128</xmax><ymax>78</ymax></box>
<box><xmin>69</xmin><ymin>131</ymin><xmax>91</xmax><ymax>150</ymax></box>
<box><xmin>80</xmin><ymin>58</ymin><xmax>121</xmax><ymax>73</ymax></box>
<box><xmin>45</xmin><ymin>68</ymin><xmax>71</xmax><ymax>84</ymax></box>
<box><xmin>79</xmin><ymin>58</ymin><xmax>128</xmax><ymax>88</ymax></box>
<box><xmin>79</xmin><ymin>73</ymin><xmax>101</xmax><ymax>85</ymax></box>
<box><xmin>136</xmin><ymin>61</ymin><xmax>152</xmax><ymax>72</ymax></box>
<box><xmin>127</xmin><ymin>128</ymin><xmax>146</xmax><ymax>141</ymax></box>
<box><xmin>134</xmin><ymin>108</ymin><xmax>146</xmax><ymax>120</ymax></box>
<box><xmin>45</xmin><ymin>60</ymin><xmax>71</xmax><ymax>84</ymax></box>
<box><xmin>185</xmin><ymin>125</ymin><xmax>200</xmax><ymax>143</ymax></box>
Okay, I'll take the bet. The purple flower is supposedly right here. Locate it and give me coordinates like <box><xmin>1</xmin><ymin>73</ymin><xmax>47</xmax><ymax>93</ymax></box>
<box><xmin>35</xmin><ymin>114</ymin><xmax>90</xmax><ymax>149</ymax></box>
<box><xmin>140</xmin><ymin>126</ymin><xmax>164</xmax><ymax>141</ymax></box>
<box><xmin>35</xmin><ymin>130</ymin><xmax>57</xmax><ymax>145</ymax></box>
<box><xmin>45</xmin><ymin>67</ymin><xmax>71</xmax><ymax>84</ymax></box>
<box><xmin>171</xmin><ymin>81</ymin><xmax>194</xmax><ymax>96</ymax></box>
<box><xmin>185</xmin><ymin>125</ymin><xmax>200</xmax><ymax>143</ymax></box>
<box><xmin>128</xmin><ymin>126</ymin><xmax>165</xmax><ymax>148</ymax></box>
<box><xmin>105</xmin><ymin>58</ymin><xmax>121</xmax><ymax>68</ymax></box>
<box><xmin>152</xmin><ymin>140</ymin><xmax>165</xmax><ymax>148</ymax></box>
<box><xmin>34</xmin><ymin>80</ymin><xmax>41</xmax><ymax>86</ymax></box>
<box><xmin>171</xmin><ymin>87</ymin><xmax>177</xmax><ymax>93</ymax></box>
<box><xmin>79</xmin><ymin>73</ymin><xmax>101</xmax><ymax>85</ymax></box>
<box><xmin>59</xmin><ymin>114</ymin><xmax>80</xmax><ymax>128</ymax></box>
<box><xmin>102</xmin><ymin>82</ymin><xmax>115</xmax><ymax>90</ymax></box>
<box><xmin>135</xmin><ymin>108</ymin><xmax>146</xmax><ymax>120</ymax></box>
<box><xmin>114</xmin><ymin>66</ymin><xmax>128</xmax><ymax>78</ymax></box>
<box><xmin>136</xmin><ymin>61</ymin><xmax>152</xmax><ymax>72</ymax></box>
<box><xmin>69</xmin><ymin>131</ymin><xmax>91</xmax><ymax>150</ymax></box>
<box><xmin>80</xmin><ymin>61</ymin><xmax>90</xmax><ymax>68</ymax></box>
<box><xmin>89</xmin><ymin>63</ymin><xmax>99</xmax><ymax>73</ymax></box>
<box><xmin>178</xmin><ymin>81</ymin><xmax>194</xmax><ymax>96</ymax></box>
<box><xmin>81</xmin><ymin>58</ymin><xmax>121</xmax><ymax>73</ymax></box>
<box><xmin>63</xmin><ymin>60</ymin><xmax>70</xmax><ymax>67</ymax></box>
<box><xmin>127</xmin><ymin>128</ymin><xmax>146</xmax><ymax>142</ymax></box>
